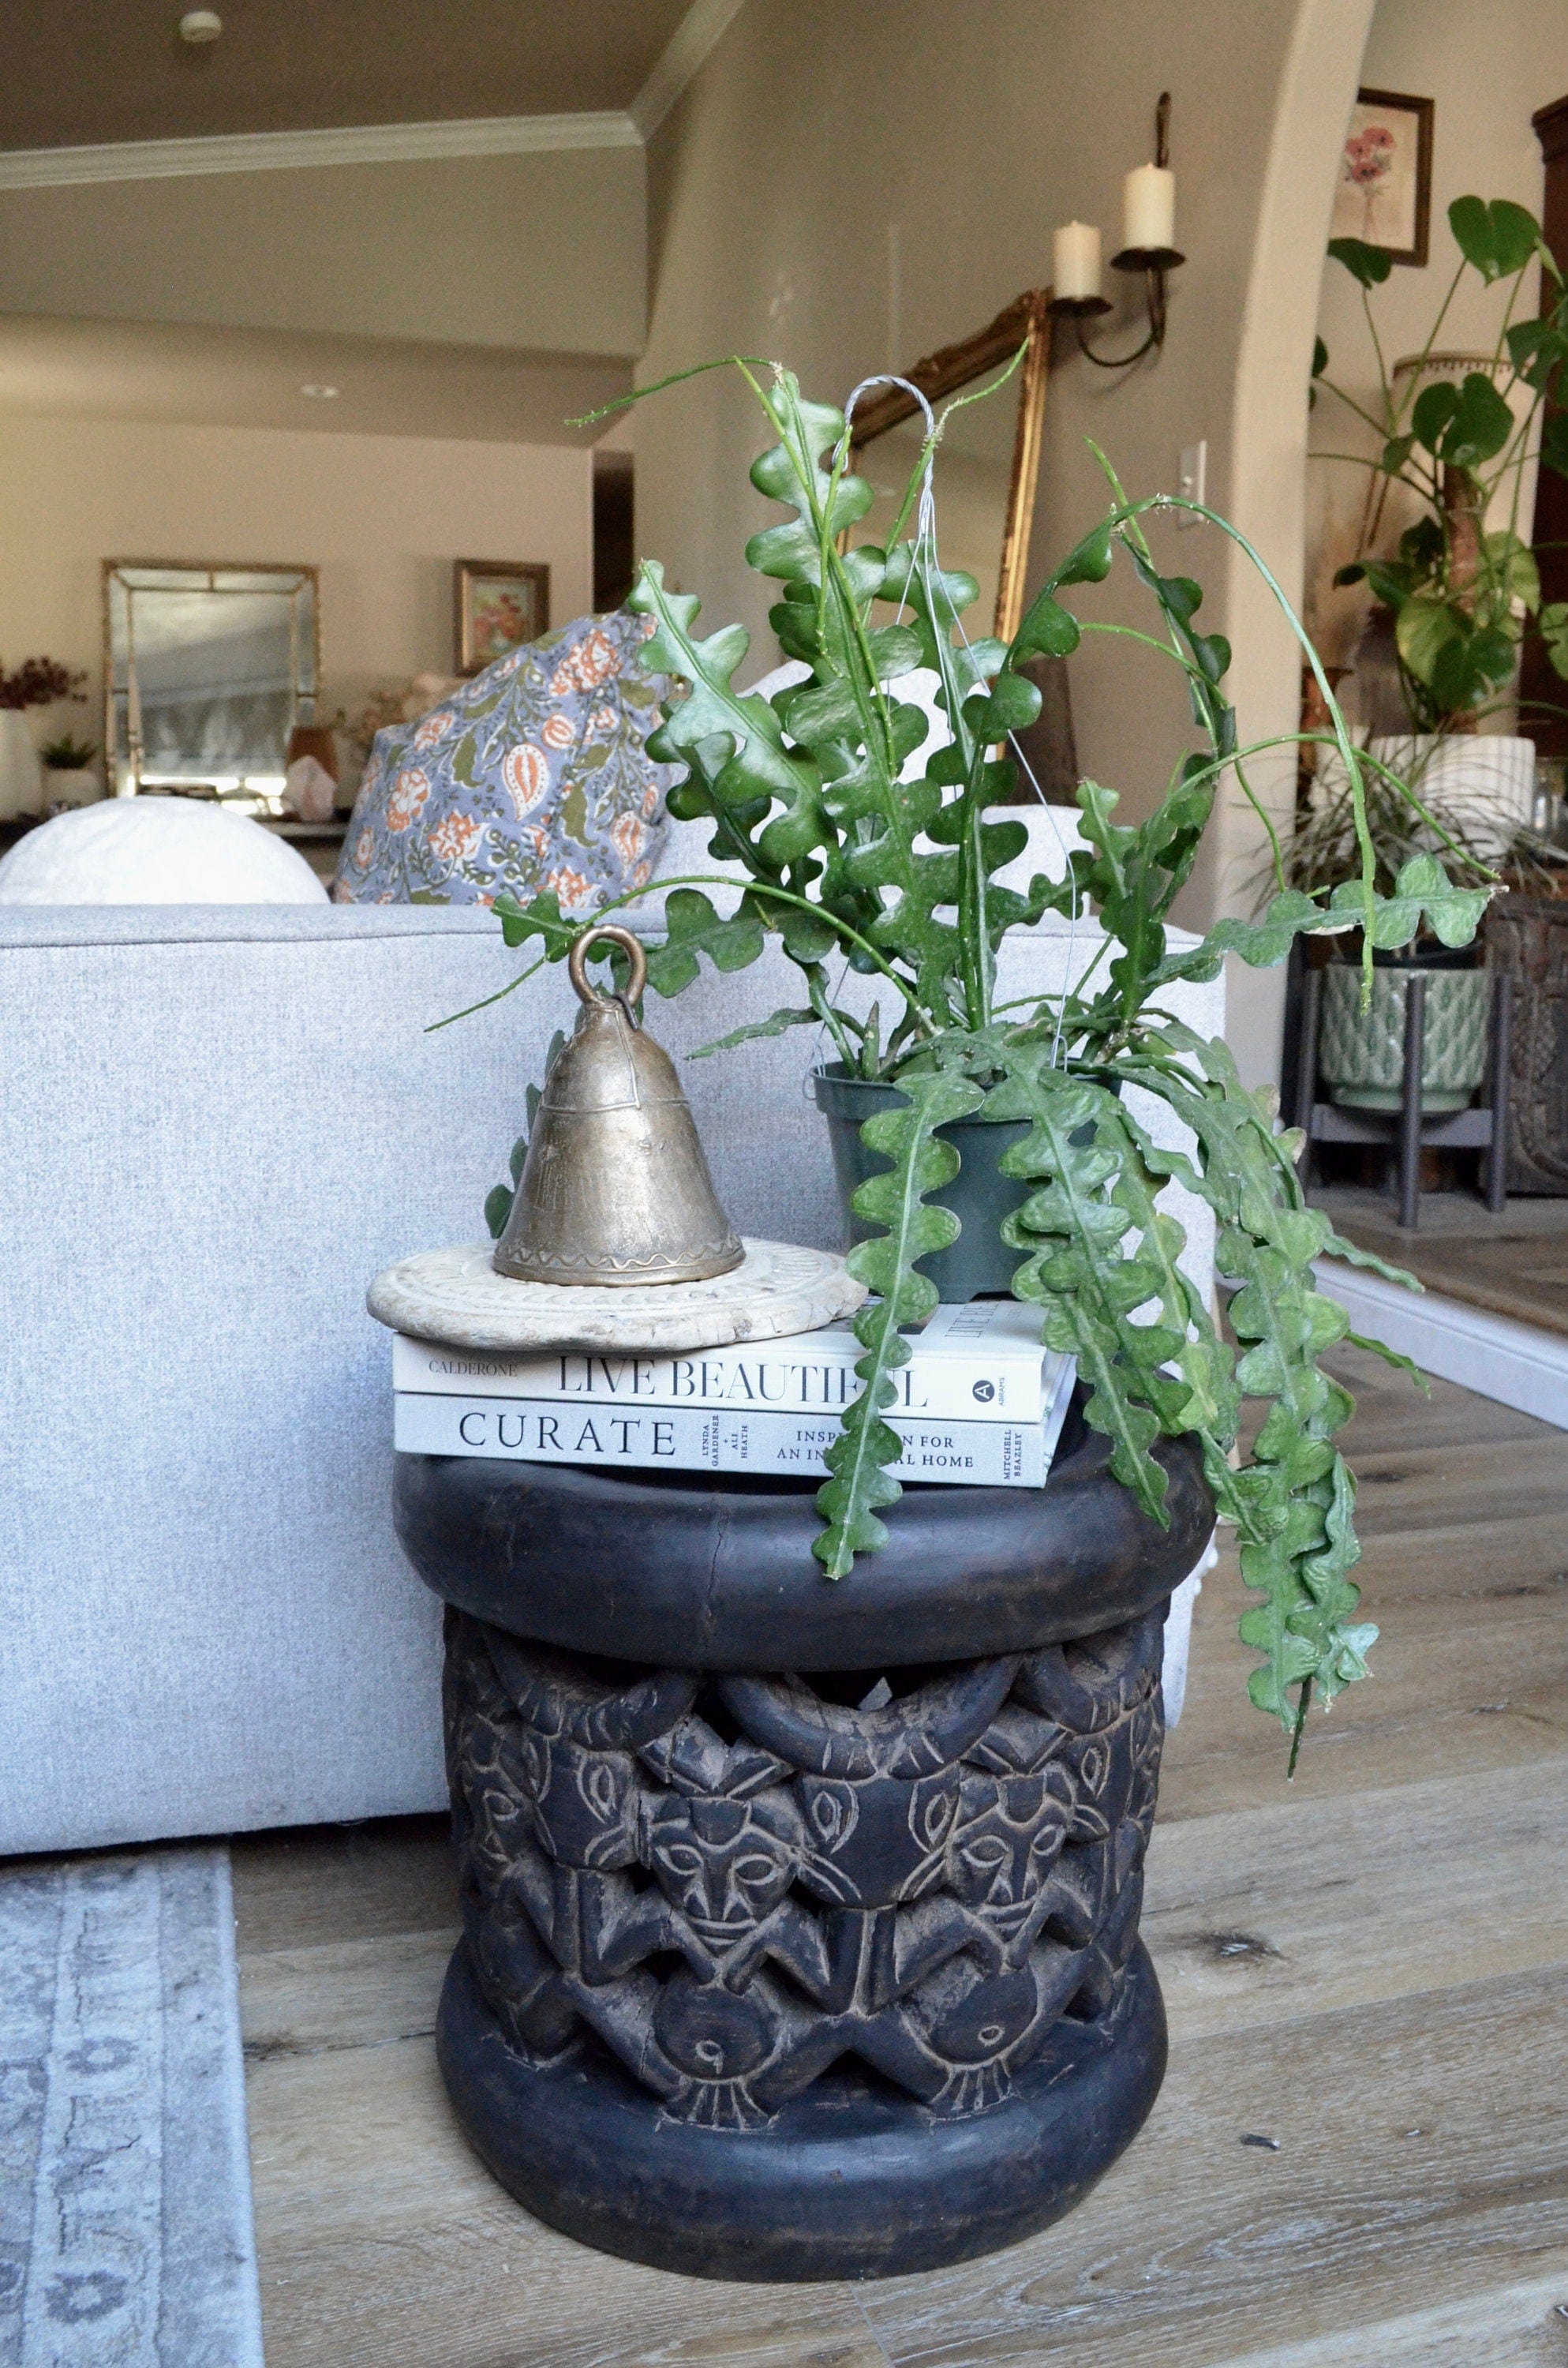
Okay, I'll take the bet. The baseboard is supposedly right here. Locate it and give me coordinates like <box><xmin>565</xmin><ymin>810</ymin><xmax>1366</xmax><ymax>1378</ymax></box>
<box><xmin>1313</xmin><ymin>1259</ymin><xmax>1568</xmax><ymax>1430</ymax></box>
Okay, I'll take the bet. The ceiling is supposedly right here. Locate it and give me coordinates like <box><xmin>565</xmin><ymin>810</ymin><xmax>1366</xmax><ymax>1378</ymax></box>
<box><xmin>0</xmin><ymin>2</ymin><xmax>694</xmax><ymax>150</ymax></box>
<box><xmin>0</xmin><ymin>314</ymin><xmax>631</xmax><ymax>443</ymax></box>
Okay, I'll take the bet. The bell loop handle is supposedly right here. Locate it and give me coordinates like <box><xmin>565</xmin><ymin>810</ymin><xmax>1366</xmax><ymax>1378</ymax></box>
<box><xmin>567</xmin><ymin>924</ymin><xmax>647</xmax><ymax>1016</ymax></box>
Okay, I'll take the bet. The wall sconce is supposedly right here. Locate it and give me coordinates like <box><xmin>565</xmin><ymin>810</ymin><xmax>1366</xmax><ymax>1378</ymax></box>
<box><xmin>1049</xmin><ymin>92</ymin><xmax>1185</xmax><ymax>370</ymax></box>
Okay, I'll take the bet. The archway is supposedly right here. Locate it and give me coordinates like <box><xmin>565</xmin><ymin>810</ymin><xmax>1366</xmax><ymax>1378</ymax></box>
<box><xmin>1213</xmin><ymin>0</ymin><xmax>1377</xmax><ymax>1087</ymax></box>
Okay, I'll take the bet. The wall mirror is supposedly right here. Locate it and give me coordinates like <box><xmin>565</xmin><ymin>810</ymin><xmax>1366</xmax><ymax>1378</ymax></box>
<box><xmin>103</xmin><ymin>560</ymin><xmax>320</xmax><ymax>808</ymax></box>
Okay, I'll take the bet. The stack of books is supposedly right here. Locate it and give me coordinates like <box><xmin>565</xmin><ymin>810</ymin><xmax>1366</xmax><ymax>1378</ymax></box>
<box><xmin>392</xmin><ymin>1300</ymin><xmax>1076</xmax><ymax>1489</ymax></box>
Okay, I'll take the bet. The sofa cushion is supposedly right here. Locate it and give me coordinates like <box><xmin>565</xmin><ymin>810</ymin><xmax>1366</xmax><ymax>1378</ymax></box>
<box><xmin>334</xmin><ymin>612</ymin><xmax>675</xmax><ymax>911</ymax></box>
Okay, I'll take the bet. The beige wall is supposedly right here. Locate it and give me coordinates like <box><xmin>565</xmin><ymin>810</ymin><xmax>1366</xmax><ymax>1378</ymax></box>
<box><xmin>0</xmin><ymin>147</ymin><xmax>646</xmax><ymax>358</ymax></box>
<box><xmin>628</xmin><ymin>0</ymin><xmax>1369</xmax><ymax>1081</ymax></box>
<box><xmin>634</xmin><ymin>0</ymin><xmax>1288</xmax><ymax>734</ymax></box>
<box><xmin>1216</xmin><ymin>0</ymin><xmax>1374</xmax><ymax>1082</ymax></box>
<box><xmin>0</xmin><ymin>414</ymin><xmax>593</xmax><ymax>764</ymax></box>
<box><xmin>1307</xmin><ymin>0</ymin><xmax>1566</xmax><ymax>720</ymax></box>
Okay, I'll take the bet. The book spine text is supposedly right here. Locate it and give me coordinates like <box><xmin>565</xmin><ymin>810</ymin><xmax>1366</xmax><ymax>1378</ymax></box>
<box><xmin>393</xmin><ymin>1393</ymin><xmax>1044</xmax><ymax>1486</ymax></box>
<box><xmin>390</xmin><ymin>1338</ymin><xmax>1046</xmax><ymax>1424</ymax></box>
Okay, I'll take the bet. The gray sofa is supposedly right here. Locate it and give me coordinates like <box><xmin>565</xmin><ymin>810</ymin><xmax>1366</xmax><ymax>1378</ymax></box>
<box><xmin>0</xmin><ymin>902</ymin><xmax>1222</xmax><ymax>1854</ymax></box>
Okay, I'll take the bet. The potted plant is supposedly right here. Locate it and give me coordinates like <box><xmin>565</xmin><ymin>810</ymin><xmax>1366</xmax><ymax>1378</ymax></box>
<box><xmin>1312</xmin><ymin>193</ymin><xmax>1568</xmax><ymax>826</ymax></box>
<box><xmin>487</xmin><ymin>358</ymin><xmax>1485</xmax><ymax>1734</ymax></box>
<box><xmin>39</xmin><ymin>733</ymin><xmax>101</xmax><ymax>812</ymax></box>
<box><xmin>0</xmin><ymin>658</ymin><xmax>87</xmax><ymax>824</ymax></box>
<box><xmin>1279</xmin><ymin>741</ymin><xmax>1515</xmax><ymax>1116</ymax></box>
<box><xmin>419</xmin><ymin>360</ymin><xmax>1486</xmax><ymax>2278</ymax></box>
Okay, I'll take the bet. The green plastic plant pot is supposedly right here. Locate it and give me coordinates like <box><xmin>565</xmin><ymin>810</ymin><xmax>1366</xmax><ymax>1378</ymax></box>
<box><xmin>812</xmin><ymin>1065</ymin><xmax>1032</xmax><ymax>1302</ymax></box>
<box><xmin>1318</xmin><ymin>954</ymin><xmax>1489</xmax><ymax>1113</ymax></box>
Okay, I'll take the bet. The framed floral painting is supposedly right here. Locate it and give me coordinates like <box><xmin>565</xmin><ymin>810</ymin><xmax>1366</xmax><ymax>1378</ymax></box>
<box><xmin>1332</xmin><ymin>88</ymin><xmax>1434</xmax><ymax>266</ymax></box>
<box><xmin>454</xmin><ymin>560</ymin><xmax>551</xmax><ymax>675</ymax></box>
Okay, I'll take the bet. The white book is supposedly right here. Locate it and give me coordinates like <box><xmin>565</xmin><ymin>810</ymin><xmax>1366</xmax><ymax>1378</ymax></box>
<box><xmin>394</xmin><ymin>1358</ymin><xmax>1076</xmax><ymax>1489</ymax></box>
<box><xmin>391</xmin><ymin>1298</ymin><xmax>1067</xmax><ymax>1426</ymax></box>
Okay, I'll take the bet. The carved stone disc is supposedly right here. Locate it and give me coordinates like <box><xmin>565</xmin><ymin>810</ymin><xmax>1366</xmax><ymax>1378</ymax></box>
<box><xmin>366</xmin><ymin>1238</ymin><xmax>866</xmax><ymax>1354</ymax></box>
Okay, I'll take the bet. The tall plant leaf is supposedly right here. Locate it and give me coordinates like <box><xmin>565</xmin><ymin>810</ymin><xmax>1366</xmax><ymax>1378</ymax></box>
<box><xmin>985</xmin><ymin>1053</ymin><xmax>1169</xmax><ymax>1516</ymax></box>
<box><xmin>814</xmin><ymin>1068</ymin><xmax>982</xmax><ymax>1576</ymax></box>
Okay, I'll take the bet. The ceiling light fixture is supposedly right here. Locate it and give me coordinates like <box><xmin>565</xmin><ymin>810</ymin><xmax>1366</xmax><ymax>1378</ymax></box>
<box><xmin>178</xmin><ymin>10</ymin><xmax>224</xmax><ymax>43</ymax></box>
<box><xmin>299</xmin><ymin>384</ymin><xmax>340</xmax><ymax>400</ymax></box>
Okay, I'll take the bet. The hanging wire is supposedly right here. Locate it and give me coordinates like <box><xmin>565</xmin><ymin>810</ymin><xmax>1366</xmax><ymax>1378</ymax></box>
<box><xmin>836</xmin><ymin>375</ymin><xmax>939</xmax><ymax>494</ymax></box>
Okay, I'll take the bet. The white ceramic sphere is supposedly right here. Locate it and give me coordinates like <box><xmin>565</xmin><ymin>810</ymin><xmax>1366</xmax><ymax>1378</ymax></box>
<box><xmin>0</xmin><ymin>798</ymin><xmax>329</xmax><ymax>905</ymax></box>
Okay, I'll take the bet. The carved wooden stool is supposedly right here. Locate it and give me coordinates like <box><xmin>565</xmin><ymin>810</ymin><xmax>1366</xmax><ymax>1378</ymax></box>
<box><xmin>394</xmin><ymin>1397</ymin><xmax>1211</xmax><ymax>2280</ymax></box>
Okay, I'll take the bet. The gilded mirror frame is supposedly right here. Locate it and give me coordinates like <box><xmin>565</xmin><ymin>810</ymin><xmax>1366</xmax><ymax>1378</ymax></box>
<box><xmin>102</xmin><ymin>558</ymin><xmax>320</xmax><ymax>798</ymax></box>
<box><xmin>848</xmin><ymin>288</ymin><xmax>1052</xmax><ymax>643</ymax></box>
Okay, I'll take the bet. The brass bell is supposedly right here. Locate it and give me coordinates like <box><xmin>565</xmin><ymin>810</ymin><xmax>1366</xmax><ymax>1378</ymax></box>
<box><xmin>494</xmin><ymin>924</ymin><xmax>745</xmax><ymax>1287</ymax></box>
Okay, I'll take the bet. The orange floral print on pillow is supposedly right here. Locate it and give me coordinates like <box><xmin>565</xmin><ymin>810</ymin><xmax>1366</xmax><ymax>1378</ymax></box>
<box><xmin>384</xmin><ymin>767</ymin><xmax>431</xmax><ymax>834</ymax></box>
<box><xmin>502</xmin><ymin>744</ymin><xmax>552</xmax><ymax>818</ymax></box>
<box><xmin>333</xmin><ymin>610</ymin><xmax>677</xmax><ymax>909</ymax></box>
<box><xmin>428</xmin><ymin>811</ymin><xmax>485</xmax><ymax>866</ymax></box>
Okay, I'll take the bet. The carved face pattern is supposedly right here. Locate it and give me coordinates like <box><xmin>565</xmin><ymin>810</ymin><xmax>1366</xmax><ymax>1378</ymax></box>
<box><xmin>447</xmin><ymin>1607</ymin><xmax>1166</xmax><ymax>2139</ymax></box>
<box><xmin>526</xmin><ymin>1737</ymin><xmax>642</xmax><ymax>1870</ymax></box>
<box><xmin>794</xmin><ymin>1772</ymin><xmax>960</xmax><ymax>1909</ymax></box>
<box><xmin>950</xmin><ymin>1772</ymin><xmax>1071</xmax><ymax>1939</ymax></box>
<box><xmin>464</xmin><ymin>1778</ymin><xmax>532</xmax><ymax>1886</ymax></box>
<box><xmin>646</xmin><ymin>1794</ymin><xmax>799</xmax><ymax>1949</ymax></box>
<box><xmin>1058</xmin><ymin>1715</ymin><xmax>1142</xmax><ymax>1842</ymax></box>
<box><xmin>446</xmin><ymin>1711</ymin><xmax>532</xmax><ymax>1887</ymax></box>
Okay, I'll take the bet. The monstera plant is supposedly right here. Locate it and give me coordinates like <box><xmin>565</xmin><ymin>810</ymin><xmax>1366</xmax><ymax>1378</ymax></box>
<box><xmin>475</xmin><ymin>358</ymin><xmax>1488</xmax><ymax>1770</ymax></box>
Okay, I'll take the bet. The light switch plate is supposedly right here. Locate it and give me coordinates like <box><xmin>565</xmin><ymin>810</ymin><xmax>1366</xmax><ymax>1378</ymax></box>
<box><xmin>1177</xmin><ymin>439</ymin><xmax>1207</xmax><ymax>527</ymax></box>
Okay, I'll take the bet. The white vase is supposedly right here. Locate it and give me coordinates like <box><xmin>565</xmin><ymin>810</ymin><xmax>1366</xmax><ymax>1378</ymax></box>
<box><xmin>1369</xmin><ymin>733</ymin><xmax>1536</xmax><ymax>863</ymax></box>
<box><xmin>0</xmin><ymin>711</ymin><xmax>43</xmax><ymax>823</ymax></box>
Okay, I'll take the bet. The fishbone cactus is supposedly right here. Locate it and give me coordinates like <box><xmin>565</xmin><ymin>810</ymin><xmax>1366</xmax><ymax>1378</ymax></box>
<box><xmin>477</xmin><ymin>358</ymin><xmax>1489</xmax><ymax>1769</ymax></box>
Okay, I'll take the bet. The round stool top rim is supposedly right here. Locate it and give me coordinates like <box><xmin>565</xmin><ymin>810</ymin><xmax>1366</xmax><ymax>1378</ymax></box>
<box><xmin>393</xmin><ymin>1397</ymin><xmax>1216</xmax><ymax>1669</ymax></box>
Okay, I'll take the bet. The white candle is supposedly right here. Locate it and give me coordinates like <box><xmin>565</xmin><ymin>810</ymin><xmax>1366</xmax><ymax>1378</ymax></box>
<box><xmin>1123</xmin><ymin>162</ymin><xmax>1175</xmax><ymax>253</ymax></box>
<box><xmin>1053</xmin><ymin>219</ymin><xmax>1102</xmax><ymax>302</ymax></box>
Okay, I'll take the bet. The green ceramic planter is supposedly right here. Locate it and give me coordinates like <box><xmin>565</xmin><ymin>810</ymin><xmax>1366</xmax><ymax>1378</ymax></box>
<box><xmin>812</xmin><ymin>1066</ymin><xmax>1033</xmax><ymax>1302</ymax></box>
<box><xmin>1318</xmin><ymin>956</ymin><xmax>1489</xmax><ymax>1113</ymax></box>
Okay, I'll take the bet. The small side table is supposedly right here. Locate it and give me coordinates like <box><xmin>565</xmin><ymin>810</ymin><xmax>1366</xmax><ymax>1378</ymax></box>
<box><xmin>392</xmin><ymin>1410</ymin><xmax>1213</xmax><ymax>2282</ymax></box>
<box><xmin>1293</xmin><ymin>967</ymin><xmax>1514</xmax><ymax>1231</ymax></box>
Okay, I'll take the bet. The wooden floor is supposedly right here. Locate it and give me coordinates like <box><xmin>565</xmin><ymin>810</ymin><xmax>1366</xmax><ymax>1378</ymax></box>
<box><xmin>1315</xmin><ymin>1181</ymin><xmax>1568</xmax><ymax>1339</ymax></box>
<box><xmin>233</xmin><ymin>1346</ymin><xmax>1568</xmax><ymax>2368</ymax></box>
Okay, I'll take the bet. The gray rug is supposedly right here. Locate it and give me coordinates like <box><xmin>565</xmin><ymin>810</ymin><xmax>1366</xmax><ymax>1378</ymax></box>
<box><xmin>0</xmin><ymin>1845</ymin><xmax>264</xmax><ymax>2366</ymax></box>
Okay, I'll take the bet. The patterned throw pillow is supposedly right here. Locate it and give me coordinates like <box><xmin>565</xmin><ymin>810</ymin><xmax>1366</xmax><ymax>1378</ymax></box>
<box><xmin>332</xmin><ymin>611</ymin><xmax>678</xmax><ymax>911</ymax></box>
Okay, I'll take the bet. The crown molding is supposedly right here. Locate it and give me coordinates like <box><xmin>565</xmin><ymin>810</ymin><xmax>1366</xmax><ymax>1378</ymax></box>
<box><xmin>0</xmin><ymin>0</ymin><xmax>750</xmax><ymax>192</ymax></box>
<box><xmin>631</xmin><ymin>0</ymin><xmax>750</xmax><ymax>141</ymax></box>
<box><xmin>0</xmin><ymin>110</ymin><xmax>640</xmax><ymax>191</ymax></box>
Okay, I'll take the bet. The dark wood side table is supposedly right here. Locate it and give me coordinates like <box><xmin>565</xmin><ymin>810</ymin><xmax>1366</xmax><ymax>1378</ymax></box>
<box><xmin>391</xmin><ymin>1410</ymin><xmax>1212</xmax><ymax>2282</ymax></box>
